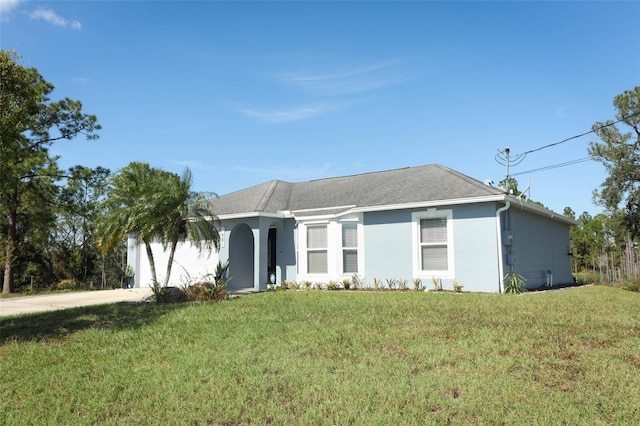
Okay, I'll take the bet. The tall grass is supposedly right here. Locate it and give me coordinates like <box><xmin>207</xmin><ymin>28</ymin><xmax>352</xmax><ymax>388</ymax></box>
<box><xmin>1</xmin><ymin>286</ymin><xmax>639</xmax><ymax>424</ymax></box>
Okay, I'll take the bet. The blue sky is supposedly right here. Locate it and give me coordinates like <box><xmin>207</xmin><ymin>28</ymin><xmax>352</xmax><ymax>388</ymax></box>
<box><xmin>2</xmin><ymin>1</ymin><xmax>639</xmax><ymax>216</ymax></box>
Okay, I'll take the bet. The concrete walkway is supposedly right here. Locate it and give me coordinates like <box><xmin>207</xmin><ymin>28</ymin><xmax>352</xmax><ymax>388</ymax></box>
<box><xmin>0</xmin><ymin>288</ymin><xmax>153</xmax><ymax>317</ymax></box>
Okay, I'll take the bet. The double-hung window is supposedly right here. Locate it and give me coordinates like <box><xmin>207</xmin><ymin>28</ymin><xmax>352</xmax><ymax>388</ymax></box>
<box><xmin>307</xmin><ymin>225</ymin><xmax>328</xmax><ymax>273</ymax></box>
<box><xmin>420</xmin><ymin>218</ymin><xmax>448</xmax><ymax>271</ymax></box>
<box><xmin>342</xmin><ymin>223</ymin><xmax>358</xmax><ymax>274</ymax></box>
<box><xmin>413</xmin><ymin>210</ymin><xmax>453</xmax><ymax>277</ymax></box>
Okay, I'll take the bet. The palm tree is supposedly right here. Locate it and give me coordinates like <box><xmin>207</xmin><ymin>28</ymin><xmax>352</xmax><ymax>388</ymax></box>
<box><xmin>97</xmin><ymin>162</ymin><xmax>219</xmax><ymax>291</ymax></box>
<box><xmin>159</xmin><ymin>167</ymin><xmax>220</xmax><ymax>287</ymax></box>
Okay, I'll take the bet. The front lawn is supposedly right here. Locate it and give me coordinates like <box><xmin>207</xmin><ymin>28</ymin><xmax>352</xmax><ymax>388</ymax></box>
<box><xmin>1</xmin><ymin>286</ymin><xmax>639</xmax><ymax>424</ymax></box>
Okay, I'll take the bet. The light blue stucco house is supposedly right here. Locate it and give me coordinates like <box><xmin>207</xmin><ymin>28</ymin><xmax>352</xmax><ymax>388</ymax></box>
<box><xmin>128</xmin><ymin>164</ymin><xmax>575</xmax><ymax>293</ymax></box>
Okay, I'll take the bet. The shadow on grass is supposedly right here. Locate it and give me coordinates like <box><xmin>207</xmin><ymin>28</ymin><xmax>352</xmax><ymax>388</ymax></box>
<box><xmin>0</xmin><ymin>302</ymin><xmax>188</xmax><ymax>345</ymax></box>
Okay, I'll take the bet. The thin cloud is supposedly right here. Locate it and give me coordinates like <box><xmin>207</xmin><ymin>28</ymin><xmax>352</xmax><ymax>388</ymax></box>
<box><xmin>0</xmin><ymin>0</ymin><xmax>23</xmax><ymax>21</ymax></box>
<box><xmin>70</xmin><ymin>77</ymin><xmax>90</xmax><ymax>85</ymax></box>
<box><xmin>238</xmin><ymin>103</ymin><xmax>331</xmax><ymax>124</ymax></box>
<box><xmin>279</xmin><ymin>62</ymin><xmax>416</xmax><ymax>96</ymax></box>
<box><xmin>0</xmin><ymin>0</ymin><xmax>22</xmax><ymax>13</ymax></box>
<box><xmin>29</xmin><ymin>7</ymin><xmax>81</xmax><ymax>30</ymax></box>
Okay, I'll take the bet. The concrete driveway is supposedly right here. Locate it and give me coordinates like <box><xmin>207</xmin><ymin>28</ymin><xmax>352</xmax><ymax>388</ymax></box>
<box><xmin>0</xmin><ymin>288</ymin><xmax>153</xmax><ymax>317</ymax></box>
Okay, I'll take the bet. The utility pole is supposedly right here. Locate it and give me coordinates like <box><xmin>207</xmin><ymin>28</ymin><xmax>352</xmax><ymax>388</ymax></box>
<box><xmin>503</xmin><ymin>147</ymin><xmax>510</xmax><ymax>191</ymax></box>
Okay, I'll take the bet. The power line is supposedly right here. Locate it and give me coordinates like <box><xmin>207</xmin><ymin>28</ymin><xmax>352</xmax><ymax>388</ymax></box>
<box><xmin>494</xmin><ymin>110</ymin><xmax>640</xmax><ymax>181</ymax></box>
<box><xmin>510</xmin><ymin>156</ymin><xmax>594</xmax><ymax>177</ymax></box>
<box><xmin>519</xmin><ymin>110</ymin><xmax>640</xmax><ymax>156</ymax></box>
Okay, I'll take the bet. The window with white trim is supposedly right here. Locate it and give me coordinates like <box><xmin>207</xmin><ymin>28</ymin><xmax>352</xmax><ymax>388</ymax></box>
<box><xmin>412</xmin><ymin>210</ymin><xmax>453</xmax><ymax>278</ymax></box>
<box><xmin>342</xmin><ymin>223</ymin><xmax>358</xmax><ymax>274</ymax></box>
<box><xmin>306</xmin><ymin>225</ymin><xmax>328</xmax><ymax>273</ymax></box>
<box><xmin>420</xmin><ymin>218</ymin><xmax>448</xmax><ymax>271</ymax></box>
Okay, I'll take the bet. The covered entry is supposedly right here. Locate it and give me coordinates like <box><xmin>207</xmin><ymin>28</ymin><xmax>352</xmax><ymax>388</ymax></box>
<box><xmin>228</xmin><ymin>223</ymin><xmax>255</xmax><ymax>291</ymax></box>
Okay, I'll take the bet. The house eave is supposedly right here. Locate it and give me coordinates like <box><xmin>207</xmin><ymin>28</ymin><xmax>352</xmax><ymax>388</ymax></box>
<box><xmin>217</xmin><ymin>211</ymin><xmax>286</xmax><ymax>220</ymax></box>
<box><xmin>505</xmin><ymin>195</ymin><xmax>578</xmax><ymax>226</ymax></box>
<box><xmin>213</xmin><ymin>195</ymin><xmax>577</xmax><ymax>226</ymax></box>
<box><xmin>351</xmin><ymin>195</ymin><xmax>509</xmax><ymax>213</ymax></box>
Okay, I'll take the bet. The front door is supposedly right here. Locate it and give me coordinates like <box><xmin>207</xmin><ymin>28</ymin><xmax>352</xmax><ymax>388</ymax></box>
<box><xmin>267</xmin><ymin>227</ymin><xmax>277</xmax><ymax>283</ymax></box>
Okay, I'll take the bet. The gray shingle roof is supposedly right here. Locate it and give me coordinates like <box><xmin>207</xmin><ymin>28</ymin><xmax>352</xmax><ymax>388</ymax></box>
<box><xmin>209</xmin><ymin>164</ymin><xmax>505</xmax><ymax>216</ymax></box>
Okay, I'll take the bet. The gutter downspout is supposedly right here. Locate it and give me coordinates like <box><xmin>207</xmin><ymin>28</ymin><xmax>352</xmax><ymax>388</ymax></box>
<box><xmin>496</xmin><ymin>201</ymin><xmax>511</xmax><ymax>293</ymax></box>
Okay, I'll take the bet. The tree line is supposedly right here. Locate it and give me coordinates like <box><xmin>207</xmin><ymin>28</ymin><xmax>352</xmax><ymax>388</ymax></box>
<box><xmin>1</xmin><ymin>49</ymin><xmax>638</xmax><ymax>294</ymax></box>
<box><xmin>1</xmin><ymin>51</ymin><xmax>219</xmax><ymax>294</ymax></box>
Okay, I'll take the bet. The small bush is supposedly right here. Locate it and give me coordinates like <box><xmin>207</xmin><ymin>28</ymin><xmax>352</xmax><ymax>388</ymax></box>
<box><xmin>412</xmin><ymin>278</ymin><xmax>422</xmax><ymax>291</ymax></box>
<box><xmin>341</xmin><ymin>278</ymin><xmax>352</xmax><ymax>290</ymax></box>
<box><xmin>56</xmin><ymin>279</ymin><xmax>77</xmax><ymax>290</ymax></box>
<box><xmin>385</xmin><ymin>278</ymin><xmax>398</xmax><ymax>290</ymax></box>
<box><xmin>453</xmin><ymin>279</ymin><xmax>464</xmax><ymax>293</ymax></box>
<box><xmin>284</xmin><ymin>280</ymin><xmax>300</xmax><ymax>290</ymax></box>
<box><xmin>431</xmin><ymin>277</ymin><xmax>442</xmax><ymax>291</ymax></box>
<box><xmin>182</xmin><ymin>281</ymin><xmax>227</xmax><ymax>302</ymax></box>
<box><xmin>352</xmin><ymin>274</ymin><xmax>366</xmax><ymax>290</ymax></box>
<box><xmin>621</xmin><ymin>280</ymin><xmax>640</xmax><ymax>292</ymax></box>
<box><xmin>504</xmin><ymin>272</ymin><xmax>526</xmax><ymax>294</ymax></box>
<box><xmin>154</xmin><ymin>286</ymin><xmax>186</xmax><ymax>303</ymax></box>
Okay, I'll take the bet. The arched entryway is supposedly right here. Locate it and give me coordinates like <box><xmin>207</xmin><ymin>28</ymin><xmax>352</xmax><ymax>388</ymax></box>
<box><xmin>228</xmin><ymin>224</ymin><xmax>255</xmax><ymax>291</ymax></box>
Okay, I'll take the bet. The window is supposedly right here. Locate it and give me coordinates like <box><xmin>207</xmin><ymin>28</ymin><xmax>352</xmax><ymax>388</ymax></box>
<box><xmin>420</xmin><ymin>218</ymin><xmax>448</xmax><ymax>271</ymax></box>
<box><xmin>307</xmin><ymin>225</ymin><xmax>327</xmax><ymax>273</ymax></box>
<box><xmin>412</xmin><ymin>210</ymin><xmax>453</xmax><ymax>278</ymax></box>
<box><xmin>342</xmin><ymin>223</ymin><xmax>358</xmax><ymax>273</ymax></box>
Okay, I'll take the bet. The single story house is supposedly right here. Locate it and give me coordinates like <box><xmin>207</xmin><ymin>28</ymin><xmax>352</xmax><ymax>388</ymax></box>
<box><xmin>127</xmin><ymin>164</ymin><xmax>575</xmax><ymax>293</ymax></box>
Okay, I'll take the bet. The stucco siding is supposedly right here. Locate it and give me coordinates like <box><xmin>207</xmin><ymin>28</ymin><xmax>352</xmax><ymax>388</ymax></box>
<box><xmin>363</xmin><ymin>205</ymin><xmax>501</xmax><ymax>292</ymax></box>
<box><xmin>509</xmin><ymin>208</ymin><xmax>573</xmax><ymax>288</ymax></box>
<box><xmin>136</xmin><ymin>240</ymin><xmax>219</xmax><ymax>288</ymax></box>
<box><xmin>363</xmin><ymin>210</ymin><xmax>413</xmax><ymax>283</ymax></box>
<box><xmin>452</xmin><ymin>203</ymin><xmax>501</xmax><ymax>292</ymax></box>
<box><xmin>281</xmin><ymin>218</ymin><xmax>298</xmax><ymax>282</ymax></box>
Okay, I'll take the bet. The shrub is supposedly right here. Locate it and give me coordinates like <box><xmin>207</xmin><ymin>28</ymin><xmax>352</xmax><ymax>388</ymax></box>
<box><xmin>56</xmin><ymin>279</ymin><xmax>77</xmax><ymax>291</ymax></box>
<box><xmin>284</xmin><ymin>280</ymin><xmax>300</xmax><ymax>290</ymax></box>
<box><xmin>431</xmin><ymin>277</ymin><xmax>442</xmax><ymax>291</ymax></box>
<box><xmin>352</xmin><ymin>274</ymin><xmax>366</xmax><ymax>290</ymax></box>
<box><xmin>398</xmin><ymin>279</ymin><xmax>408</xmax><ymax>290</ymax></box>
<box><xmin>453</xmin><ymin>279</ymin><xmax>464</xmax><ymax>293</ymax></box>
<box><xmin>182</xmin><ymin>281</ymin><xmax>227</xmax><ymax>302</ymax></box>
<box><xmin>412</xmin><ymin>278</ymin><xmax>422</xmax><ymax>291</ymax></box>
<box><xmin>341</xmin><ymin>278</ymin><xmax>352</xmax><ymax>290</ymax></box>
<box><xmin>373</xmin><ymin>278</ymin><xmax>381</xmax><ymax>290</ymax></box>
<box><xmin>154</xmin><ymin>286</ymin><xmax>186</xmax><ymax>303</ymax></box>
<box><xmin>177</xmin><ymin>260</ymin><xmax>231</xmax><ymax>302</ymax></box>
<box><xmin>385</xmin><ymin>278</ymin><xmax>398</xmax><ymax>290</ymax></box>
<box><xmin>327</xmin><ymin>280</ymin><xmax>338</xmax><ymax>291</ymax></box>
<box><xmin>621</xmin><ymin>280</ymin><xmax>640</xmax><ymax>292</ymax></box>
<box><xmin>504</xmin><ymin>272</ymin><xmax>526</xmax><ymax>294</ymax></box>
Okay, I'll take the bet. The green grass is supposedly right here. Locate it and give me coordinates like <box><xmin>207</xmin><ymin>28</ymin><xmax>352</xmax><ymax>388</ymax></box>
<box><xmin>1</xmin><ymin>286</ymin><xmax>639</xmax><ymax>424</ymax></box>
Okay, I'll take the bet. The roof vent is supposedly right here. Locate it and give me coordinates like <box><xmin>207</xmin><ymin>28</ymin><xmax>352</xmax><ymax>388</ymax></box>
<box><xmin>483</xmin><ymin>179</ymin><xmax>494</xmax><ymax>186</ymax></box>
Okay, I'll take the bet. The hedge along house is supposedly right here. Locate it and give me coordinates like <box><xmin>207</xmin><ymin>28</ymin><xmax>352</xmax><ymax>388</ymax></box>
<box><xmin>127</xmin><ymin>164</ymin><xmax>576</xmax><ymax>293</ymax></box>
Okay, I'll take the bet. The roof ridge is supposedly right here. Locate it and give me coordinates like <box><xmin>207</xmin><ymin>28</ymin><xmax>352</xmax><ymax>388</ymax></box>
<box><xmin>306</xmin><ymin>164</ymin><xmax>435</xmax><ymax>183</ymax></box>
<box><xmin>434</xmin><ymin>164</ymin><xmax>505</xmax><ymax>195</ymax></box>
<box><xmin>254</xmin><ymin>179</ymin><xmax>281</xmax><ymax>212</ymax></box>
